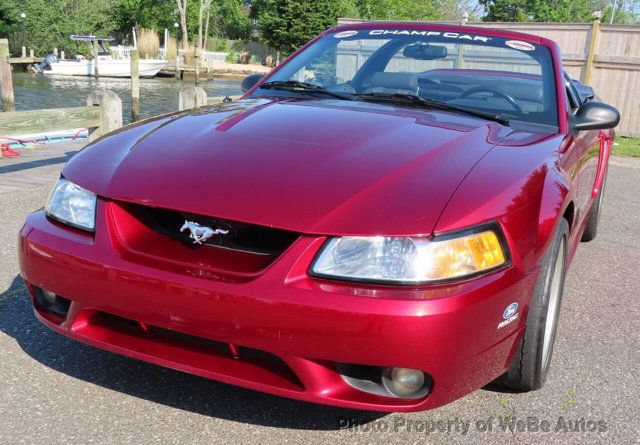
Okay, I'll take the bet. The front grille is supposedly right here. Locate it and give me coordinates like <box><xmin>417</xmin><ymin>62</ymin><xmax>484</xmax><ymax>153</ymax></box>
<box><xmin>108</xmin><ymin>201</ymin><xmax>299</xmax><ymax>280</ymax></box>
<box><xmin>125</xmin><ymin>202</ymin><xmax>298</xmax><ymax>256</ymax></box>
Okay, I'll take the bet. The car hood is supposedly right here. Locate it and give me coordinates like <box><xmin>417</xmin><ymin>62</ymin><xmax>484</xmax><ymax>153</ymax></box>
<box><xmin>63</xmin><ymin>98</ymin><xmax>514</xmax><ymax>236</ymax></box>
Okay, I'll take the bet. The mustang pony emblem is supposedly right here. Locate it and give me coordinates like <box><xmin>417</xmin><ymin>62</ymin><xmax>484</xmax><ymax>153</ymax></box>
<box><xmin>180</xmin><ymin>220</ymin><xmax>229</xmax><ymax>245</ymax></box>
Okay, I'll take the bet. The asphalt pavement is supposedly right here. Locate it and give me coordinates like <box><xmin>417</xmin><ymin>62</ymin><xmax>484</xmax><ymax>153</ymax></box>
<box><xmin>1</xmin><ymin>156</ymin><xmax>639</xmax><ymax>444</ymax></box>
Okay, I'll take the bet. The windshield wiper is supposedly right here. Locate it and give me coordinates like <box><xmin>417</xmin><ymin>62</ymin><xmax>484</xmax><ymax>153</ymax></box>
<box><xmin>259</xmin><ymin>80</ymin><xmax>355</xmax><ymax>101</ymax></box>
<box><xmin>355</xmin><ymin>92</ymin><xmax>510</xmax><ymax>126</ymax></box>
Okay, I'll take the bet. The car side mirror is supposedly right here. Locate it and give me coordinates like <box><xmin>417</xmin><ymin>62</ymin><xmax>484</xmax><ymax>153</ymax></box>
<box><xmin>241</xmin><ymin>74</ymin><xmax>264</xmax><ymax>93</ymax></box>
<box><xmin>572</xmin><ymin>101</ymin><xmax>620</xmax><ymax>131</ymax></box>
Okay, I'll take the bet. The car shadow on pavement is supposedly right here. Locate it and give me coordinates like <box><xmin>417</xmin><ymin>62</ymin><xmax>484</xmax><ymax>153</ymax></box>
<box><xmin>0</xmin><ymin>150</ymin><xmax>79</xmax><ymax>175</ymax></box>
<box><xmin>0</xmin><ymin>275</ymin><xmax>384</xmax><ymax>430</ymax></box>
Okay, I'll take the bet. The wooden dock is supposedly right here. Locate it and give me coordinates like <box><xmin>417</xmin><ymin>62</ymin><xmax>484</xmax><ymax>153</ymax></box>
<box><xmin>0</xmin><ymin>140</ymin><xmax>85</xmax><ymax>194</ymax></box>
<box><xmin>161</xmin><ymin>60</ymin><xmax>270</xmax><ymax>79</ymax></box>
<box><xmin>1</xmin><ymin>34</ymin><xmax>244</xmax><ymax>191</ymax></box>
<box><xmin>9</xmin><ymin>56</ymin><xmax>42</xmax><ymax>72</ymax></box>
<box><xmin>9</xmin><ymin>57</ymin><xmax>43</xmax><ymax>64</ymax></box>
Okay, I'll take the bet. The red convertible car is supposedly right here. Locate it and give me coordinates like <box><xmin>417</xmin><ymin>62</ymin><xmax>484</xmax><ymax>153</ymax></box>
<box><xmin>19</xmin><ymin>22</ymin><xmax>619</xmax><ymax>412</ymax></box>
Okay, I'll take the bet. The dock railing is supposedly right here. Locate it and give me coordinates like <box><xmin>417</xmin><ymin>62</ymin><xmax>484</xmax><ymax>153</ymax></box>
<box><xmin>0</xmin><ymin>89</ymin><xmax>122</xmax><ymax>141</ymax></box>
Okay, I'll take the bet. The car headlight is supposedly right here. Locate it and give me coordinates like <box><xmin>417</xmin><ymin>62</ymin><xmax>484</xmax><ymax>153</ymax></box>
<box><xmin>45</xmin><ymin>178</ymin><xmax>97</xmax><ymax>231</ymax></box>
<box><xmin>310</xmin><ymin>225</ymin><xmax>508</xmax><ymax>284</ymax></box>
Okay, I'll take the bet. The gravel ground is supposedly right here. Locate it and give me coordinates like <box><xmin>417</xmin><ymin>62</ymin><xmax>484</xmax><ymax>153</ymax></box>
<box><xmin>0</xmin><ymin>159</ymin><xmax>639</xmax><ymax>444</ymax></box>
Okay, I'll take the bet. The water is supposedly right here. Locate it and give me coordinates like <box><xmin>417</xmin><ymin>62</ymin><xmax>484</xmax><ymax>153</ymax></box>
<box><xmin>11</xmin><ymin>72</ymin><xmax>243</xmax><ymax>125</ymax></box>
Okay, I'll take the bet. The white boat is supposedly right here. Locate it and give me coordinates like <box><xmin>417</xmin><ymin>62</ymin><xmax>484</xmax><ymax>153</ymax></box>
<box><xmin>35</xmin><ymin>35</ymin><xmax>167</xmax><ymax>78</ymax></box>
<box><xmin>44</xmin><ymin>56</ymin><xmax>167</xmax><ymax>78</ymax></box>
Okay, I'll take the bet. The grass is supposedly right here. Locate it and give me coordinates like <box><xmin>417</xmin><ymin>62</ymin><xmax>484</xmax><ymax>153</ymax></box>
<box><xmin>183</xmin><ymin>44</ymin><xmax>196</xmax><ymax>66</ymax></box>
<box><xmin>165</xmin><ymin>36</ymin><xmax>177</xmax><ymax>61</ymax></box>
<box><xmin>137</xmin><ymin>28</ymin><xmax>160</xmax><ymax>59</ymax></box>
<box><xmin>565</xmin><ymin>387</ymin><xmax>578</xmax><ymax>408</ymax></box>
<box><xmin>613</xmin><ymin>137</ymin><xmax>640</xmax><ymax>157</ymax></box>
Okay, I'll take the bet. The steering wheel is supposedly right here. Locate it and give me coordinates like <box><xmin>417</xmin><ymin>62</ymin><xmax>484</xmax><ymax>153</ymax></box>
<box><xmin>457</xmin><ymin>86</ymin><xmax>522</xmax><ymax>112</ymax></box>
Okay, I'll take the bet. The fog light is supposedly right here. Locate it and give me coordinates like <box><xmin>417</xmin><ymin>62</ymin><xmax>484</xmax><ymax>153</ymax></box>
<box><xmin>33</xmin><ymin>286</ymin><xmax>71</xmax><ymax>317</ymax></box>
<box><xmin>382</xmin><ymin>367</ymin><xmax>429</xmax><ymax>398</ymax></box>
<box><xmin>41</xmin><ymin>289</ymin><xmax>57</xmax><ymax>306</ymax></box>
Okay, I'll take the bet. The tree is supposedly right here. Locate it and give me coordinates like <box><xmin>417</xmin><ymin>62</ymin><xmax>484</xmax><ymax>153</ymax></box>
<box><xmin>478</xmin><ymin>0</ymin><xmax>610</xmax><ymax>22</ymax></box>
<box><xmin>336</xmin><ymin>0</ymin><xmax>360</xmax><ymax>18</ymax></box>
<box><xmin>210</xmin><ymin>0</ymin><xmax>252</xmax><ymax>40</ymax></box>
<box><xmin>176</xmin><ymin>0</ymin><xmax>189</xmax><ymax>51</ymax></box>
<box><xmin>478</xmin><ymin>0</ymin><xmax>530</xmax><ymax>21</ymax></box>
<box><xmin>602</xmin><ymin>0</ymin><xmax>640</xmax><ymax>23</ymax></box>
<box><xmin>251</xmin><ymin>0</ymin><xmax>350</xmax><ymax>54</ymax></box>
<box><xmin>197</xmin><ymin>0</ymin><xmax>213</xmax><ymax>52</ymax></box>
<box><xmin>0</xmin><ymin>7</ymin><xmax>12</xmax><ymax>36</ymax></box>
<box><xmin>356</xmin><ymin>0</ymin><xmax>441</xmax><ymax>21</ymax></box>
<box><xmin>202</xmin><ymin>1</ymin><xmax>212</xmax><ymax>50</ymax></box>
<box><xmin>115</xmin><ymin>0</ymin><xmax>251</xmax><ymax>45</ymax></box>
<box><xmin>116</xmin><ymin>0</ymin><xmax>178</xmax><ymax>33</ymax></box>
<box><xmin>0</xmin><ymin>0</ymin><xmax>120</xmax><ymax>56</ymax></box>
<box><xmin>251</xmin><ymin>0</ymin><xmax>460</xmax><ymax>55</ymax></box>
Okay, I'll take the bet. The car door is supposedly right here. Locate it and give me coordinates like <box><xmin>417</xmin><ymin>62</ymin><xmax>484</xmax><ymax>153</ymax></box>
<box><xmin>565</xmin><ymin>74</ymin><xmax>602</xmax><ymax>224</ymax></box>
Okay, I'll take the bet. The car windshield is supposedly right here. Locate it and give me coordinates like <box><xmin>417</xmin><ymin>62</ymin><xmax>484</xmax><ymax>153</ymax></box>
<box><xmin>256</xmin><ymin>27</ymin><xmax>559</xmax><ymax>128</ymax></box>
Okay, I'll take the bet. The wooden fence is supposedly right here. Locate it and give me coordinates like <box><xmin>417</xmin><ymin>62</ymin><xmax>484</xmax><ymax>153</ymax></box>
<box><xmin>339</xmin><ymin>19</ymin><xmax>640</xmax><ymax>137</ymax></box>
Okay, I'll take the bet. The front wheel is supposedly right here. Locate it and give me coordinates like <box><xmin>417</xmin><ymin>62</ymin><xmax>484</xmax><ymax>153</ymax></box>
<box><xmin>496</xmin><ymin>218</ymin><xmax>569</xmax><ymax>391</ymax></box>
<box><xmin>581</xmin><ymin>175</ymin><xmax>607</xmax><ymax>242</ymax></box>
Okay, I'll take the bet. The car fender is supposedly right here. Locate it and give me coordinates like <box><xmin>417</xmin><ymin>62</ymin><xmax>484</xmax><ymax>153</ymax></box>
<box><xmin>434</xmin><ymin>132</ymin><xmax>569</xmax><ymax>274</ymax></box>
<box><xmin>535</xmin><ymin>158</ymin><xmax>573</xmax><ymax>261</ymax></box>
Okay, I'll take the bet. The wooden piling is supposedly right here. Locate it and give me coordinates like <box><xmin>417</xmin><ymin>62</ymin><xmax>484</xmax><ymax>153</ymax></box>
<box><xmin>179</xmin><ymin>86</ymin><xmax>207</xmax><ymax>110</ymax></box>
<box><xmin>60</xmin><ymin>50</ymin><xmax>65</xmax><ymax>60</ymax></box>
<box><xmin>0</xmin><ymin>39</ymin><xmax>15</xmax><ymax>112</ymax></box>
<box><xmin>584</xmin><ymin>18</ymin><xmax>601</xmax><ymax>85</ymax></box>
<box><xmin>130</xmin><ymin>49</ymin><xmax>140</xmax><ymax>122</ymax></box>
<box><xmin>175</xmin><ymin>45</ymin><xmax>181</xmax><ymax>80</ymax></box>
<box><xmin>87</xmin><ymin>89</ymin><xmax>122</xmax><ymax>139</ymax></box>
<box><xmin>456</xmin><ymin>15</ymin><xmax>467</xmax><ymax>69</ymax></box>
<box><xmin>92</xmin><ymin>41</ymin><xmax>100</xmax><ymax>79</ymax></box>
<box><xmin>194</xmin><ymin>45</ymin><xmax>201</xmax><ymax>85</ymax></box>
<box><xmin>29</xmin><ymin>49</ymin><xmax>34</xmax><ymax>58</ymax></box>
<box><xmin>21</xmin><ymin>46</ymin><xmax>26</xmax><ymax>58</ymax></box>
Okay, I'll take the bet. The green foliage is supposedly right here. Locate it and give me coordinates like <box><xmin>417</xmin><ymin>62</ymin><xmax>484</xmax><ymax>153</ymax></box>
<box><xmin>210</xmin><ymin>0</ymin><xmax>252</xmax><ymax>40</ymax></box>
<box><xmin>0</xmin><ymin>7</ymin><xmax>12</xmax><ymax>36</ymax></box>
<box><xmin>601</xmin><ymin>4</ymin><xmax>640</xmax><ymax>24</ymax></box>
<box><xmin>1</xmin><ymin>0</ymin><xmax>121</xmax><ymax>56</ymax></box>
<box><xmin>336</xmin><ymin>0</ymin><xmax>360</xmax><ymax>18</ymax></box>
<box><xmin>251</xmin><ymin>0</ymin><xmax>447</xmax><ymax>54</ymax></box>
<box><xmin>478</xmin><ymin>0</ymin><xmax>530</xmax><ymax>21</ymax></box>
<box><xmin>479</xmin><ymin>0</ymin><xmax>595</xmax><ymax>22</ymax></box>
<box><xmin>251</xmin><ymin>0</ymin><xmax>345</xmax><ymax>54</ymax></box>
<box><xmin>115</xmin><ymin>0</ymin><xmax>183</xmax><ymax>37</ymax></box>
<box><xmin>115</xmin><ymin>0</ymin><xmax>251</xmax><ymax>41</ymax></box>
<box><xmin>7</xmin><ymin>0</ymin><xmax>636</xmax><ymax>60</ymax></box>
<box><xmin>356</xmin><ymin>0</ymin><xmax>441</xmax><ymax>21</ymax></box>
<box><xmin>0</xmin><ymin>0</ymin><xmax>252</xmax><ymax>56</ymax></box>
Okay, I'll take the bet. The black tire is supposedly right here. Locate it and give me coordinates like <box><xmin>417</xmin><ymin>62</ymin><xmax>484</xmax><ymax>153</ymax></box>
<box><xmin>581</xmin><ymin>175</ymin><xmax>607</xmax><ymax>242</ymax></box>
<box><xmin>496</xmin><ymin>218</ymin><xmax>569</xmax><ymax>391</ymax></box>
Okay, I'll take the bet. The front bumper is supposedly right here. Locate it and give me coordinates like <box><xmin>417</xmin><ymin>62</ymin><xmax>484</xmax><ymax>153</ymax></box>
<box><xmin>19</xmin><ymin>206</ymin><xmax>536</xmax><ymax>412</ymax></box>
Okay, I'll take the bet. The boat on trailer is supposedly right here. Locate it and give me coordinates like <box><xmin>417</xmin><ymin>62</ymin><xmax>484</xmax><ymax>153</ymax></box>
<box><xmin>34</xmin><ymin>35</ymin><xmax>166</xmax><ymax>78</ymax></box>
